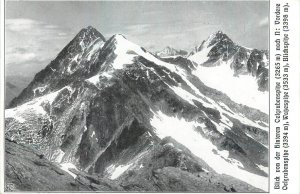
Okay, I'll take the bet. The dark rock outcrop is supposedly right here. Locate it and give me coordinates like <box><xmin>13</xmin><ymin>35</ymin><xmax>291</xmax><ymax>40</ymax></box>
<box><xmin>5</xmin><ymin>139</ymin><xmax>89</xmax><ymax>191</ymax></box>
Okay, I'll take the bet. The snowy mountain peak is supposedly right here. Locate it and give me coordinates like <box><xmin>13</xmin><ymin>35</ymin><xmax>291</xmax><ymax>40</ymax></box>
<box><xmin>156</xmin><ymin>46</ymin><xmax>188</xmax><ymax>58</ymax></box>
<box><xmin>73</xmin><ymin>26</ymin><xmax>106</xmax><ymax>50</ymax></box>
<box><xmin>188</xmin><ymin>31</ymin><xmax>233</xmax><ymax>56</ymax></box>
<box><xmin>105</xmin><ymin>33</ymin><xmax>148</xmax><ymax>55</ymax></box>
<box><xmin>110</xmin><ymin>34</ymin><xmax>127</xmax><ymax>41</ymax></box>
<box><xmin>78</xmin><ymin>26</ymin><xmax>106</xmax><ymax>41</ymax></box>
<box><xmin>104</xmin><ymin>34</ymin><xmax>132</xmax><ymax>51</ymax></box>
<box><xmin>187</xmin><ymin>31</ymin><xmax>269</xmax><ymax>112</ymax></box>
<box><xmin>96</xmin><ymin>33</ymin><xmax>154</xmax><ymax>71</ymax></box>
<box><xmin>84</xmin><ymin>25</ymin><xmax>98</xmax><ymax>31</ymax></box>
<box><xmin>8</xmin><ymin>27</ymin><xmax>107</xmax><ymax>108</ymax></box>
<box><xmin>205</xmin><ymin>30</ymin><xmax>233</xmax><ymax>47</ymax></box>
<box><xmin>156</xmin><ymin>46</ymin><xmax>177</xmax><ymax>56</ymax></box>
<box><xmin>210</xmin><ymin>30</ymin><xmax>225</xmax><ymax>37</ymax></box>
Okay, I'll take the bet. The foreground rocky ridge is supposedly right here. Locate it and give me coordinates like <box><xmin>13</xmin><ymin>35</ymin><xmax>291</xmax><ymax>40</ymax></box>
<box><xmin>5</xmin><ymin>139</ymin><xmax>91</xmax><ymax>191</ymax></box>
<box><xmin>5</xmin><ymin>26</ymin><xmax>269</xmax><ymax>192</ymax></box>
<box><xmin>5</xmin><ymin>138</ymin><xmax>262</xmax><ymax>192</ymax></box>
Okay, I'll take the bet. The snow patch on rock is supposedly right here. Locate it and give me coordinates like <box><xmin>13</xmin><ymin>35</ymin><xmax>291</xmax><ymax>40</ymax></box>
<box><xmin>106</xmin><ymin>163</ymin><xmax>133</xmax><ymax>180</ymax></box>
<box><xmin>150</xmin><ymin>110</ymin><xmax>268</xmax><ymax>191</ymax></box>
<box><xmin>60</xmin><ymin>163</ymin><xmax>78</xmax><ymax>179</ymax></box>
<box><xmin>192</xmin><ymin>60</ymin><xmax>268</xmax><ymax>114</ymax></box>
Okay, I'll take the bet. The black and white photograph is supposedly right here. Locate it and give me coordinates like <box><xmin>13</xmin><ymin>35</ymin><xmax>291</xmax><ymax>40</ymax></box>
<box><xmin>1</xmin><ymin>0</ymin><xmax>276</xmax><ymax>192</ymax></box>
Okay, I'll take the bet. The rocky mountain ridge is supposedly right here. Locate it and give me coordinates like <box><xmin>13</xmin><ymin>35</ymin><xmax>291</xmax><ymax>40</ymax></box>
<box><xmin>189</xmin><ymin>31</ymin><xmax>269</xmax><ymax>91</ymax></box>
<box><xmin>5</xmin><ymin>26</ymin><xmax>269</xmax><ymax>192</ymax></box>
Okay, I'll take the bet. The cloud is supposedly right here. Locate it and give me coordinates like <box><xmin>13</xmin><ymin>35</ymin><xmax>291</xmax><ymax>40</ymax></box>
<box><xmin>6</xmin><ymin>18</ymin><xmax>42</xmax><ymax>31</ymax></box>
<box><xmin>44</xmin><ymin>25</ymin><xmax>58</xmax><ymax>29</ymax></box>
<box><xmin>5</xmin><ymin>18</ymin><xmax>72</xmax><ymax>76</ymax></box>
<box><xmin>7</xmin><ymin>51</ymin><xmax>36</xmax><ymax>63</ymax></box>
<box><xmin>258</xmin><ymin>17</ymin><xmax>268</xmax><ymax>27</ymax></box>
<box><xmin>6</xmin><ymin>18</ymin><xmax>70</xmax><ymax>39</ymax></box>
<box><xmin>124</xmin><ymin>24</ymin><xmax>152</xmax><ymax>36</ymax></box>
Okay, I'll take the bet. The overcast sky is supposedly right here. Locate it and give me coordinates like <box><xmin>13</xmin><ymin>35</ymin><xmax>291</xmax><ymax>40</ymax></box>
<box><xmin>5</xmin><ymin>1</ymin><xmax>269</xmax><ymax>77</ymax></box>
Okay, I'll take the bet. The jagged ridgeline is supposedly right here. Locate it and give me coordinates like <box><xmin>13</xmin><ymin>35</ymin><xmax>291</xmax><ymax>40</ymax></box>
<box><xmin>5</xmin><ymin>26</ymin><xmax>269</xmax><ymax>192</ymax></box>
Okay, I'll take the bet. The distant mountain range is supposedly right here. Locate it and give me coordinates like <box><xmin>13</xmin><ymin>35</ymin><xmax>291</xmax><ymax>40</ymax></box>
<box><xmin>5</xmin><ymin>75</ymin><xmax>32</xmax><ymax>107</ymax></box>
<box><xmin>156</xmin><ymin>46</ymin><xmax>188</xmax><ymax>58</ymax></box>
<box><xmin>5</xmin><ymin>26</ymin><xmax>269</xmax><ymax>192</ymax></box>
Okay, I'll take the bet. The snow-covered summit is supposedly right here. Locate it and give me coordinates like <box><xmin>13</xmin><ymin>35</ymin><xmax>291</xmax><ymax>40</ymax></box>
<box><xmin>206</xmin><ymin>30</ymin><xmax>232</xmax><ymax>45</ymax></box>
<box><xmin>156</xmin><ymin>46</ymin><xmax>188</xmax><ymax>58</ymax></box>
<box><xmin>76</xmin><ymin>25</ymin><xmax>106</xmax><ymax>43</ymax></box>
<box><xmin>187</xmin><ymin>31</ymin><xmax>269</xmax><ymax>113</ymax></box>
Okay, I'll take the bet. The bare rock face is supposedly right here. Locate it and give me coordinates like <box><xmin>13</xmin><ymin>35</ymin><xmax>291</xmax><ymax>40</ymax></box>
<box><xmin>5</xmin><ymin>138</ymin><xmax>124</xmax><ymax>192</ymax></box>
<box><xmin>5</xmin><ymin>138</ymin><xmax>88</xmax><ymax>191</ymax></box>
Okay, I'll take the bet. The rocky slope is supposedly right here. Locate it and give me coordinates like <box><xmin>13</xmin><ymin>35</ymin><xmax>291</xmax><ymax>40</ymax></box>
<box><xmin>5</xmin><ymin>138</ymin><xmax>123</xmax><ymax>192</ymax></box>
<box><xmin>5</xmin><ymin>137</ymin><xmax>262</xmax><ymax>192</ymax></box>
<box><xmin>5</xmin><ymin>26</ymin><xmax>269</xmax><ymax>192</ymax></box>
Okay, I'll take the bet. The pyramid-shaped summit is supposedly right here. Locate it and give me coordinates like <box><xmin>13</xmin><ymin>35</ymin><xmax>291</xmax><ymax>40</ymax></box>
<box><xmin>9</xmin><ymin>26</ymin><xmax>107</xmax><ymax>108</ymax></box>
<box><xmin>76</xmin><ymin>25</ymin><xmax>106</xmax><ymax>43</ymax></box>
